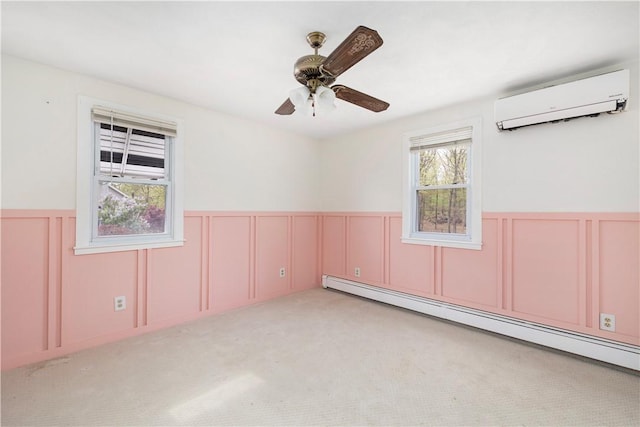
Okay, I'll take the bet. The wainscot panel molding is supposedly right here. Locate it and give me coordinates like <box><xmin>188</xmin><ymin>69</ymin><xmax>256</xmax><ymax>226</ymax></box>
<box><xmin>0</xmin><ymin>210</ymin><xmax>322</xmax><ymax>370</ymax></box>
<box><xmin>321</xmin><ymin>212</ymin><xmax>639</xmax><ymax>347</ymax></box>
<box><xmin>2</xmin><ymin>210</ymin><xmax>637</xmax><ymax>369</ymax></box>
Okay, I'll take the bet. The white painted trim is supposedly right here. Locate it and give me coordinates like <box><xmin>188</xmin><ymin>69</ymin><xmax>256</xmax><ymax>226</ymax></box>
<box><xmin>322</xmin><ymin>275</ymin><xmax>640</xmax><ymax>371</ymax></box>
<box><xmin>401</xmin><ymin>236</ymin><xmax>482</xmax><ymax>250</ymax></box>
<box><xmin>76</xmin><ymin>96</ymin><xmax>184</xmax><ymax>255</ymax></box>
<box><xmin>401</xmin><ymin>117</ymin><xmax>483</xmax><ymax>250</ymax></box>
<box><xmin>74</xmin><ymin>239</ymin><xmax>185</xmax><ymax>255</ymax></box>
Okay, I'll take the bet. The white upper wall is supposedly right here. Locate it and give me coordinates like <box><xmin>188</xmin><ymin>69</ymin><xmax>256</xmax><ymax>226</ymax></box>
<box><xmin>3</xmin><ymin>55</ymin><xmax>638</xmax><ymax>214</ymax></box>
<box><xmin>1</xmin><ymin>55</ymin><xmax>320</xmax><ymax>211</ymax></box>
<box><xmin>319</xmin><ymin>61</ymin><xmax>639</xmax><ymax>213</ymax></box>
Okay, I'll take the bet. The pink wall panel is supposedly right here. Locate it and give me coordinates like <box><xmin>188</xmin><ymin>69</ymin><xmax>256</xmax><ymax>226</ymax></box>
<box><xmin>347</xmin><ymin>216</ymin><xmax>384</xmax><ymax>283</ymax></box>
<box><xmin>3</xmin><ymin>210</ymin><xmax>639</xmax><ymax>370</ymax></box>
<box><xmin>322</xmin><ymin>216</ymin><xmax>345</xmax><ymax>276</ymax></box>
<box><xmin>63</xmin><ymin>220</ymin><xmax>138</xmax><ymax>344</ymax></box>
<box><xmin>256</xmin><ymin>216</ymin><xmax>290</xmax><ymax>300</ymax></box>
<box><xmin>387</xmin><ymin>216</ymin><xmax>432</xmax><ymax>296</ymax></box>
<box><xmin>147</xmin><ymin>217</ymin><xmax>203</xmax><ymax>324</ymax></box>
<box><xmin>511</xmin><ymin>219</ymin><xmax>580</xmax><ymax>325</ymax></box>
<box><xmin>441</xmin><ymin>219</ymin><xmax>500</xmax><ymax>308</ymax></box>
<box><xmin>210</xmin><ymin>216</ymin><xmax>252</xmax><ymax>312</ymax></box>
<box><xmin>320</xmin><ymin>212</ymin><xmax>637</xmax><ymax>346</ymax></box>
<box><xmin>1</xmin><ymin>218</ymin><xmax>49</xmax><ymax>359</ymax></box>
<box><xmin>598</xmin><ymin>220</ymin><xmax>639</xmax><ymax>338</ymax></box>
<box><xmin>292</xmin><ymin>216</ymin><xmax>319</xmax><ymax>290</ymax></box>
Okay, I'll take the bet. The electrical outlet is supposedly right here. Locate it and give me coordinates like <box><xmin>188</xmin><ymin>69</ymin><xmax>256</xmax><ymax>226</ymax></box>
<box><xmin>599</xmin><ymin>313</ymin><xmax>616</xmax><ymax>332</ymax></box>
<box><xmin>279</xmin><ymin>267</ymin><xmax>286</xmax><ymax>278</ymax></box>
<box><xmin>114</xmin><ymin>296</ymin><xmax>126</xmax><ymax>312</ymax></box>
<box><xmin>354</xmin><ymin>267</ymin><xmax>361</xmax><ymax>277</ymax></box>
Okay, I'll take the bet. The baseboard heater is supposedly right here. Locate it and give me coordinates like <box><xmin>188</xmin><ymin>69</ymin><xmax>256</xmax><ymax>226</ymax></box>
<box><xmin>322</xmin><ymin>275</ymin><xmax>639</xmax><ymax>371</ymax></box>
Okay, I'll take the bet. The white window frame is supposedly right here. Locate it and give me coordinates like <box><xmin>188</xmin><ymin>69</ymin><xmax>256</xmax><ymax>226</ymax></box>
<box><xmin>402</xmin><ymin>117</ymin><xmax>482</xmax><ymax>250</ymax></box>
<box><xmin>75</xmin><ymin>96</ymin><xmax>184</xmax><ymax>255</ymax></box>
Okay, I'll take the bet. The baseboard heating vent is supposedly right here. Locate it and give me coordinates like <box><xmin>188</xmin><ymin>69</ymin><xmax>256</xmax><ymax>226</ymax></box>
<box><xmin>322</xmin><ymin>275</ymin><xmax>639</xmax><ymax>371</ymax></box>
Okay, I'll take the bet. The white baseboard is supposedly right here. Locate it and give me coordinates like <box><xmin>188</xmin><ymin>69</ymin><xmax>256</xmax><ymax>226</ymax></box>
<box><xmin>322</xmin><ymin>275</ymin><xmax>639</xmax><ymax>371</ymax></box>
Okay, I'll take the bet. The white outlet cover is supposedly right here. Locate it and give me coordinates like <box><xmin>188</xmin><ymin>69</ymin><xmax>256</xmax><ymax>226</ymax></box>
<box><xmin>114</xmin><ymin>296</ymin><xmax>126</xmax><ymax>311</ymax></box>
<box><xmin>599</xmin><ymin>313</ymin><xmax>615</xmax><ymax>332</ymax></box>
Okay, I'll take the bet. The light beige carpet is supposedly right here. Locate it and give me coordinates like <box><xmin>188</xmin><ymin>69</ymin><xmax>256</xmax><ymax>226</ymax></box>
<box><xmin>2</xmin><ymin>288</ymin><xmax>639</xmax><ymax>426</ymax></box>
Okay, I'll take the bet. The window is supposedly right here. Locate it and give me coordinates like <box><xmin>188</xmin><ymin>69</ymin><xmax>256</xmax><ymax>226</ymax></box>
<box><xmin>76</xmin><ymin>97</ymin><xmax>184</xmax><ymax>254</ymax></box>
<box><xmin>402</xmin><ymin>118</ymin><xmax>482</xmax><ymax>250</ymax></box>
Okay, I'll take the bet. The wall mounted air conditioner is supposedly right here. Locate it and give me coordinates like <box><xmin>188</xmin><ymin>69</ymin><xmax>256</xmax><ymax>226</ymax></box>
<box><xmin>495</xmin><ymin>69</ymin><xmax>629</xmax><ymax>131</ymax></box>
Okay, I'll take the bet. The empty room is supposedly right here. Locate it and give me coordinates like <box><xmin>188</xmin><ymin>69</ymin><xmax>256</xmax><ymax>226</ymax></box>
<box><xmin>1</xmin><ymin>1</ymin><xmax>639</xmax><ymax>426</ymax></box>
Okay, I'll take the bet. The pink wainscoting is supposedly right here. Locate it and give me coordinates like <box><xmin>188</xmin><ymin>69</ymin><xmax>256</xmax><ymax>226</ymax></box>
<box><xmin>347</xmin><ymin>215</ymin><xmax>385</xmax><ymax>284</ymax></box>
<box><xmin>1</xmin><ymin>210</ymin><xmax>322</xmax><ymax>370</ymax></box>
<box><xmin>210</xmin><ymin>216</ymin><xmax>252</xmax><ymax>312</ymax></box>
<box><xmin>1</xmin><ymin>217</ymin><xmax>49</xmax><ymax>357</ymax></box>
<box><xmin>597</xmin><ymin>219</ymin><xmax>639</xmax><ymax>339</ymax></box>
<box><xmin>321</xmin><ymin>215</ymin><xmax>346</xmax><ymax>276</ymax></box>
<box><xmin>441</xmin><ymin>218</ymin><xmax>500</xmax><ymax>309</ymax></box>
<box><xmin>292</xmin><ymin>215</ymin><xmax>320</xmax><ymax>291</ymax></box>
<box><xmin>321</xmin><ymin>212</ymin><xmax>639</xmax><ymax>346</ymax></box>
<box><xmin>511</xmin><ymin>218</ymin><xmax>581</xmax><ymax>326</ymax></box>
<box><xmin>388</xmin><ymin>217</ymin><xmax>433</xmax><ymax>297</ymax></box>
<box><xmin>63</xmin><ymin>226</ymin><xmax>138</xmax><ymax>343</ymax></box>
<box><xmin>255</xmin><ymin>216</ymin><xmax>290</xmax><ymax>300</ymax></box>
<box><xmin>147</xmin><ymin>216</ymin><xmax>204</xmax><ymax>325</ymax></box>
<box><xmin>1</xmin><ymin>210</ymin><xmax>638</xmax><ymax>369</ymax></box>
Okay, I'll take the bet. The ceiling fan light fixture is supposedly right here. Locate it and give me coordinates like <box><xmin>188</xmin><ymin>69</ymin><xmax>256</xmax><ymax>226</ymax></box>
<box><xmin>313</xmin><ymin>85</ymin><xmax>337</xmax><ymax>115</ymax></box>
<box><xmin>289</xmin><ymin>85</ymin><xmax>335</xmax><ymax>117</ymax></box>
<box><xmin>289</xmin><ymin>86</ymin><xmax>310</xmax><ymax>109</ymax></box>
<box><xmin>288</xmin><ymin>86</ymin><xmax>313</xmax><ymax>116</ymax></box>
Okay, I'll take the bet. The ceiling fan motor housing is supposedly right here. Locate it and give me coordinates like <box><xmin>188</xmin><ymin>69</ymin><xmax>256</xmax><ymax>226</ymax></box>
<box><xmin>293</xmin><ymin>55</ymin><xmax>336</xmax><ymax>88</ymax></box>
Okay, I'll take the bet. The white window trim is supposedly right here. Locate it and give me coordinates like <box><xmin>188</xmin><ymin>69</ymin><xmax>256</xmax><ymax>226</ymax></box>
<box><xmin>75</xmin><ymin>96</ymin><xmax>184</xmax><ymax>255</ymax></box>
<box><xmin>401</xmin><ymin>117</ymin><xmax>482</xmax><ymax>250</ymax></box>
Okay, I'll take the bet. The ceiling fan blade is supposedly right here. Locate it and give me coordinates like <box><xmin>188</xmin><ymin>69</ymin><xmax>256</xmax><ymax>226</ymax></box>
<box><xmin>275</xmin><ymin>98</ymin><xmax>295</xmax><ymax>115</ymax></box>
<box><xmin>332</xmin><ymin>85</ymin><xmax>389</xmax><ymax>112</ymax></box>
<box><xmin>321</xmin><ymin>26</ymin><xmax>383</xmax><ymax>77</ymax></box>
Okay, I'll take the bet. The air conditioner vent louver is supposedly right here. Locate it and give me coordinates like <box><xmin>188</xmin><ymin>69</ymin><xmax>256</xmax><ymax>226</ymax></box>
<box><xmin>495</xmin><ymin>69</ymin><xmax>629</xmax><ymax>131</ymax></box>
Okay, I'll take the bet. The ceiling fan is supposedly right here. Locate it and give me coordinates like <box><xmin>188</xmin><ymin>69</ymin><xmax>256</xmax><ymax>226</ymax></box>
<box><xmin>275</xmin><ymin>26</ymin><xmax>390</xmax><ymax>116</ymax></box>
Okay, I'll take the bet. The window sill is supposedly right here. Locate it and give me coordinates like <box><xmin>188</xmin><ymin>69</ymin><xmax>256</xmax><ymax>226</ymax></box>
<box><xmin>74</xmin><ymin>239</ymin><xmax>185</xmax><ymax>255</ymax></box>
<box><xmin>401</xmin><ymin>236</ymin><xmax>482</xmax><ymax>250</ymax></box>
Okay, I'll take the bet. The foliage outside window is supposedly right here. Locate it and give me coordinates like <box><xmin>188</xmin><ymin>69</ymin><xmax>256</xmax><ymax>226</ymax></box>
<box><xmin>415</xmin><ymin>141</ymin><xmax>469</xmax><ymax>234</ymax></box>
<box><xmin>98</xmin><ymin>183</ymin><xmax>166</xmax><ymax>236</ymax></box>
<box><xmin>75</xmin><ymin>97</ymin><xmax>184</xmax><ymax>255</ymax></box>
<box><xmin>402</xmin><ymin>119</ymin><xmax>482</xmax><ymax>250</ymax></box>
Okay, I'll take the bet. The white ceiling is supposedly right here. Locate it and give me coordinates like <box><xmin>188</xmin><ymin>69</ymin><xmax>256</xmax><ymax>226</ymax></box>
<box><xmin>2</xmin><ymin>1</ymin><xmax>638</xmax><ymax>139</ymax></box>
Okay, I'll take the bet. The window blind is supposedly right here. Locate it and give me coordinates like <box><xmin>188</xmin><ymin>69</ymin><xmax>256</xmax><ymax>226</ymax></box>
<box><xmin>410</xmin><ymin>126</ymin><xmax>472</xmax><ymax>151</ymax></box>
<box><xmin>92</xmin><ymin>107</ymin><xmax>177</xmax><ymax>138</ymax></box>
<box><xmin>99</xmin><ymin>124</ymin><xmax>166</xmax><ymax>179</ymax></box>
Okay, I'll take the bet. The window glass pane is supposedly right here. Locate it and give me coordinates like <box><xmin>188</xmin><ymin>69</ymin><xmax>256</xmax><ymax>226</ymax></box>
<box><xmin>416</xmin><ymin>188</ymin><xmax>467</xmax><ymax>234</ymax></box>
<box><xmin>418</xmin><ymin>146</ymin><xmax>468</xmax><ymax>186</ymax></box>
<box><xmin>97</xmin><ymin>182</ymin><xmax>166</xmax><ymax>236</ymax></box>
<box><xmin>99</xmin><ymin>123</ymin><xmax>166</xmax><ymax>179</ymax></box>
